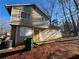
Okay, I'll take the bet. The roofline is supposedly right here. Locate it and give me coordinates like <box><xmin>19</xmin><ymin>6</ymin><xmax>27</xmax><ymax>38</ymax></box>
<box><xmin>6</xmin><ymin>4</ymin><xmax>34</xmax><ymax>7</ymax></box>
<box><xmin>5</xmin><ymin>4</ymin><xmax>50</xmax><ymax>19</ymax></box>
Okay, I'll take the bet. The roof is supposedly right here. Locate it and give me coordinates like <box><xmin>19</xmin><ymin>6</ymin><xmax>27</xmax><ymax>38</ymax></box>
<box><xmin>5</xmin><ymin>4</ymin><xmax>50</xmax><ymax>19</ymax></box>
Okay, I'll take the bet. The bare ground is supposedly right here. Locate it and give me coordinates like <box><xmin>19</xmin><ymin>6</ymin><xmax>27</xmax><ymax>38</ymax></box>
<box><xmin>1</xmin><ymin>38</ymin><xmax>79</xmax><ymax>59</ymax></box>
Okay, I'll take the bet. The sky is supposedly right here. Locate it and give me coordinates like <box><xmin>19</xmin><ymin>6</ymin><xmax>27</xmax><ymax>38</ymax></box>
<box><xmin>0</xmin><ymin>0</ymin><xmax>55</xmax><ymax>32</ymax></box>
<box><xmin>0</xmin><ymin>0</ymin><xmax>51</xmax><ymax>21</ymax></box>
<box><xmin>0</xmin><ymin>0</ymin><xmax>62</xmax><ymax>21</ymax></box>
<box><xmin>0</xmin><ymin>0</ymin><xmax>64</xmax><ymax>32</ymax></box>
<box><xmin>0</xmin><ymin>4</ymin><xmax>10</xmax><ymax>21</ymax></box>
<box><xmin>0</xmin><ymin>0</ymin><xmax>77</xmax><ymax>32</ymax></box>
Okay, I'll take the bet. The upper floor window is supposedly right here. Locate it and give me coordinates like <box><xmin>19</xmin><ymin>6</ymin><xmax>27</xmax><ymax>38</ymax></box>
<box><xmin>41</xmin><ymin>17</ymin><xmax>46</xmax><ymax>21</ymax></box>
<box><xmin>21</xmin><ymin>12</ymin><xmax>30</xmax><ymax>19</ymax></box>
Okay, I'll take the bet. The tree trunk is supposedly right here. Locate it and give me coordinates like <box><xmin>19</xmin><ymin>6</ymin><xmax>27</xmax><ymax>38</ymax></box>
<box><xmin>73</xmin><ymin>0</ymin><xmax>79</xmax><ymax>10</ymax></box>
<box><xmin>61</xmin><ymin>1</ymin><xmax>71</xmax><ymax>34</ymax></box>
<box><xmin>69</xmin><ymin>8</ymin><xmax>78</xmax><ymax>36</ymax></box>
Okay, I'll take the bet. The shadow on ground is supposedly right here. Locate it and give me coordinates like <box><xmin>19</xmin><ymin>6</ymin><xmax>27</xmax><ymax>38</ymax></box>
<box><xmin>68</xmin><ymin>55</ymin><xmax>79</xmax><ymax>59</ymax></box>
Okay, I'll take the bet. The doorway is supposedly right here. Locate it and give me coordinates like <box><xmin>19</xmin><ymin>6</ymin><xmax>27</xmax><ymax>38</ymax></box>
<box><xmin>33</xmin><ymin>28</ymin><xmax>40</xmax><ymax>42</ymax></box>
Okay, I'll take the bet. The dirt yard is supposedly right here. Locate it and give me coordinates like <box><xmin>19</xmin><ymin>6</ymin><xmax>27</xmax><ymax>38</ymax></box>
<box><xmin>1</xmin><ymin>38</ymin><xmax>79</xmax><ymax>59</ymax></box>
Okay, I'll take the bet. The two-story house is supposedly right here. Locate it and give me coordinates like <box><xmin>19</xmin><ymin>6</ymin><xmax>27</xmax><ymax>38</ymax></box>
<box><xmin>6</xmin><ymin>4</ymin><xmax>50</xmax><ymax>46</ymax></box>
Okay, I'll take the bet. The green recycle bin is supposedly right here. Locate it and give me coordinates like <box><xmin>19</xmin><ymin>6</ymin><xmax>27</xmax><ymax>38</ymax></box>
<box><xmin>24</xmin><ymin>36</ymin><xmax>33</xmax><ymax>50</ymax></box>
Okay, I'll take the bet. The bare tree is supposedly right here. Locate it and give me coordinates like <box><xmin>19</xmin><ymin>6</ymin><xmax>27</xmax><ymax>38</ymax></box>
<box><xmin>73</xmin><ymin>0</ymin><xmax>79</xmax><ymax>33</ymax></box>
<box><xmin>0</xmin><ymin>19</ymin><xmax>10</xmax><ymax>32</ymax></box>
<box><xmin>64</xmin><ymin>0</ymin><xmax>78</xmax><ymax>36</ymax></box>
<box><xmin>59</xmin><ymin>0</ymin><xmax>68</xmax><ymax>21</ymax></box>
<box><xmin>73</xmin><ymin>0</ymin><xmax>79</xmax><ymax>10</ymax></box>
<box><xmin>58</xmin><ymin>0</ymin><xmax>71</xmax><ymax>35</ymax></box>
<box><xmin>58</xmin><ymin>0</ymin><xmax>78</xmax><ymax>36</ymax></box>
<box><xmin>47</xmin><ymin>0</ymin><xmax>57</xmax><ymax>25</ymax></box>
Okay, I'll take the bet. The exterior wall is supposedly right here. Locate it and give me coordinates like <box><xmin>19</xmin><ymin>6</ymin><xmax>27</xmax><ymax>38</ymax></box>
<box><xmin>11</xmin><ymin>26</ymin><xmax>62</xmax><ymax>46</ymax></box>
<box><xmin>9</xmin><ymin>5</ymin><xmax>50</xmax><ymax>46</ymax></box>
<box><xmin>10</xmin><ymin>6</ymin><xmax>32</xmax><ymax>26</ymax></box>
<box><xmin>31</xmin><ymin>8</ymin><xmax>48</xmax><ymax>28</ymax></box>
<box><xmin>10</xmin><ymin>6</ymin><xmax>21</xmax><ymax>25</ymax></box>
<box><xmin>10</xmin><ymin>5</ymin><xmax>49</xmax><ymax>28</ymax></box>
<box><xmin>15</xmin><ymin>26</ymin><xmax>33</xmax><ymax>46</ymax></box>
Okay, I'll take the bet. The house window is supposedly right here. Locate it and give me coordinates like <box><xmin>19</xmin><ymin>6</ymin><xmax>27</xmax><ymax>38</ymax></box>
<box><xmin>41</xmin><ymin>17</ymin><xmax>45</xmax><ymax>21</ymax></box>
<box><xmin>21</xmin><ymin>12</ymin><xmax>30</xmax><ymax>19</ymax></box>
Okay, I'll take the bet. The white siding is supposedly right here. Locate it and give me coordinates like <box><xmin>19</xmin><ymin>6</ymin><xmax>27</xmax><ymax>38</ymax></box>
<box><xmin>10</xmin><ymin>5</ymin><xmax>48</xmax><ymax>28</ymax></box>
<box><xmin>31</xmin><ymin>8</ymin><xmax>48</xmax><ymax>28</ymax></box>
